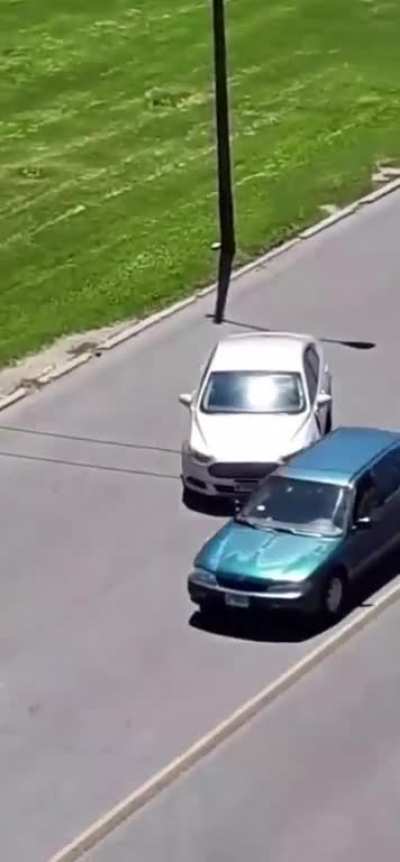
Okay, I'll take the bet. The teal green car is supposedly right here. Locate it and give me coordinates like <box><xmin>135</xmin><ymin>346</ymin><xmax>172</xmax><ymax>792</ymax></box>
<box><xmin>188</xmin><ymin>427</ymin><xmax>400</xmax><ymax>620</ymax></box>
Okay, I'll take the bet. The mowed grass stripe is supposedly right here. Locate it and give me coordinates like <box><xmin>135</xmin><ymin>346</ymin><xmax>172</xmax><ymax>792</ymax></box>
<box><xmin>0</xmin><ymin>0</ymin><xmax>400</xmax><ymax>365</ymax></box>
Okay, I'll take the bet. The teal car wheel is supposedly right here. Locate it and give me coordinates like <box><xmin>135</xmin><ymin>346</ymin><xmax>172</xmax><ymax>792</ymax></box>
<box><xmin>183</xmin><ymin>487</ymin><xmax>202</xmax><ymax>508</ymax></box>
<box><xmin>320</xmin><ymin>570</ymin><xmax>347</xmax><ymax>620</ymax></box>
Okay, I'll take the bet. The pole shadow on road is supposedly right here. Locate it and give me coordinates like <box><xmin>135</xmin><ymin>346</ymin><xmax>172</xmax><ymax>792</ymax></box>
<box><xmin>189</xmin><ymin>549</ymin><xmax>400</xmax><ymax>643</ymax></box>
<box><xmin>205</xmin><ymin>314</ymin><xmax>376</xmax><ymax>351</ymax></box>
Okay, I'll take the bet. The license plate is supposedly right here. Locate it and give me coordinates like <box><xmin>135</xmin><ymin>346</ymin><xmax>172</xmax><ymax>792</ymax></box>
<box><xmin>225</xmin><ymin>592</ymin><xmax>250</xmax><ymax>609</ymax></box>
<box><xmin>235</xmin><ymin>483</ymin><xmax>256</xmax><ymax>493</ymax></box>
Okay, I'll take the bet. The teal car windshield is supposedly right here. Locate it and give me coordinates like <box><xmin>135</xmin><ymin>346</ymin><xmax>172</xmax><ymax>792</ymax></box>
<box><xmin>200</xmin><ymin>371</ymin><xmax>305</xmax><ymax>414</ymax></box>
<box><xmin>239</xmin><ymin>475</ymin><xmax>350</xmax><ymax>537</ymax></box>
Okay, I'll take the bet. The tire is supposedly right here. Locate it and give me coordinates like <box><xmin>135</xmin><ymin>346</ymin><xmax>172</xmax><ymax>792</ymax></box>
<box><xmin>320</xmin><ymin>570</ymin><xmax>347</xmax><ymax>622</ymax></box>
<box><xmin>325</xmin><ymin>408</ymin><xmax>332</xmax><ymax>434</ymax></box>
<box><xmin>182</xmin><ymin>486</ymin><xmax>201</xmax><ymax>508</ymax></box>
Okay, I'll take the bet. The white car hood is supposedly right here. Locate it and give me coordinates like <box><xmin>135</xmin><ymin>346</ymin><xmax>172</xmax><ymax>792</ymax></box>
<box><xmin>192</xmin><ymin>410</ymin><xmax>311</xmax><ymax>462</ymax></box>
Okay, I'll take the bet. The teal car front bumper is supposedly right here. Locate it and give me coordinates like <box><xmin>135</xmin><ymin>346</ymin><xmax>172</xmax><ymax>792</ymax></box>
<box><xmin>188</xmin><ymin>571</ymin><xmax>320</xmax><ymax>615</ymax></box>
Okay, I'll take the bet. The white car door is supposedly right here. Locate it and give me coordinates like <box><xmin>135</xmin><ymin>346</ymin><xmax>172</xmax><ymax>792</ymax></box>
<box><xmin>304</xmin><ymin>345</ymin><xmax>322</xmax><ymax>437</ymax></box>
<box><xmin>304</xmin><ymin>344</ymin><xmax>330</xmax><ymax>435</ymax></box>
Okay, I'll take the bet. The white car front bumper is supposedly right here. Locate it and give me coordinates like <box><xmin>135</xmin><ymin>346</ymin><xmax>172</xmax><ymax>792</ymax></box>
<box><xmin>181</xmin><ymin>451</ymin><xmax>280</xmax><ymax>498</ymax></box>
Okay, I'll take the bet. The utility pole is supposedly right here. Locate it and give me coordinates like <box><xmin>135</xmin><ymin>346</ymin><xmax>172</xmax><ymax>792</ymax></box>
<box><xmin>211</xmin><ymin>0</ymin><xmax>236</xmax><ymax>324</ymax></box>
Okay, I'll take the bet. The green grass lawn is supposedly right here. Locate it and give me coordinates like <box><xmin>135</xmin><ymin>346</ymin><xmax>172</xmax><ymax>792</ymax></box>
<box><xmin>1</xmin><ymin>0</ymin><xmax>400</xmax><ymax>366</ymax></box>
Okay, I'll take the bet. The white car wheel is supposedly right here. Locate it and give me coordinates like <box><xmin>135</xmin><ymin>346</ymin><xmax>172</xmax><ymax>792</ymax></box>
<box><xmin>325</xmin><ymin>408</ymin><xmax>332</xmax><ymax>434</ymax></box>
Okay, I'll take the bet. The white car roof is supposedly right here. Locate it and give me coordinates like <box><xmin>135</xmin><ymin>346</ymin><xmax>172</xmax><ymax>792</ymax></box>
<box><xmin>210</xmin><ymin>332</ymin><xmax>316</xmax><ymax>373</ymax></box>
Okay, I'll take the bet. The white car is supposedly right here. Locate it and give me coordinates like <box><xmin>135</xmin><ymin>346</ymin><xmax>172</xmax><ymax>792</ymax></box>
<box><xmin>179</xmin><ymin>332</ymin><xmax>332</xmax><ymax>503</ymax></box>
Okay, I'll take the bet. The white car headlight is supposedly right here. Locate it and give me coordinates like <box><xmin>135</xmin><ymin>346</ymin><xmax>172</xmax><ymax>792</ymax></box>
<box><xmin>191</xmin><ymin>568</ymin><xmax>217</xmax><ymax>586</ymax></box>
<box><xmin>188</xmin><ymin>446</ymin><xmax>212</xmax><ymax>464</ymax></box>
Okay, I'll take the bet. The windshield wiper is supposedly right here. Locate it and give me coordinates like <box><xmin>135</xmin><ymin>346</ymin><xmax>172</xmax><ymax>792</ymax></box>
<box><xmin>289</xmin><ymin>525</ymin><xmax>332</xmax><ymax>538</ymax></box>
<box><xmin>236</xmin><ymin>514</ymin><xmax>333</xmax><ymax>538</ymax></box>
<box><xmin>258</xmin><ymin>523</ymin><xmax>318</xmax><ymax>536</ymax></box>
<box><xmin>235</xmin><ymin>515</ymin><xmax>285</xmax><ymax>533</ymax></box>
<box><xmin>288</xmin><ymin>526</ymin><xmax>334</xmax><ymax>538</ymax></box>
<box><xmin>234</xmin><ymin>514</ymin><xmax>258</xmax><ymax>529</ymax></box>
<box><xmin>263</xmin><ymin>524</ymin><xmax>299</xmax><ymax>535</ymax></box>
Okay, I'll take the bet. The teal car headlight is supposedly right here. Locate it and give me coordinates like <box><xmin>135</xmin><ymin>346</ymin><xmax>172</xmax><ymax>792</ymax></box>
<box><xmin>190</xmin><ymin>568</ymin><xmax>217</xmax><ymax>586</ymax></box>
<box><xmin>266</xmin><ymin>580</ymin><xmax>311</xmax><ymax>595</ymax></box>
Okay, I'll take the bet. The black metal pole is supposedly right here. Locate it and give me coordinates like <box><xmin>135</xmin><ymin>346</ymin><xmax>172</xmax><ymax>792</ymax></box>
<box><xmin>211</xmin><ymin>0</ymin><xmax>236</xmax><ymax>324</ymax></box>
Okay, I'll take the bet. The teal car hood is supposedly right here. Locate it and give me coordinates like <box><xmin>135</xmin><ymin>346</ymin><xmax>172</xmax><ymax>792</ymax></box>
<box><xmin>195</xmin><ymin>522</ymin><xmax>341</xmax><ymax>583</ymax></box>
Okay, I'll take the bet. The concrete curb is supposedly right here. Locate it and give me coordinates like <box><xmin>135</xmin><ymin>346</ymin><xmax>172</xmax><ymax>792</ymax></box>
<box><xmin>49</xmin><ymin>578</ymin><xmax>400</xmax><ymax>862</ymax></box>
<box><xmin>359</xmin><ymin>176</ymin><xmax>400</xmax><ymax>204</ymax></box>
<box><xmin>298</xmin><ymin>203</ymin><xmax>359</xmax><ymax>239</ymax></box>
<box><xmin>100</xmin><ymin>297</ymin><xmax>197</xmax><ymax>350</ymax></box>
<box><xmin>1</xmin><ymin>176</ymin><xmax>400</xmax><ymax>415</ymax></box>
<box><xmin>0</xmin><ymin>386</ymin><xmax>29</xmax><ymax>411</ymax></box>
<box><xmin>37</xmin><ymin>353</ymin><xmax>93</xmax><ymax>385</ymax></box>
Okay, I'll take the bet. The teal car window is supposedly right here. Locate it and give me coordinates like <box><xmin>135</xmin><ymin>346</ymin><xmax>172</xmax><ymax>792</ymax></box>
<box><xmin>201</xmin><ymin>371</ymin><xmax>305</xmax><ymax>414</ymax></box>
<box><xmin>353</xmin><ymin>472</ymin><xmax>380</xmax><ymax>521</ymax></box>
<box><xmin>371</xmin><ymin>447</ymin><xmax>400</xmax><ymax>503</ymax></box>
<box><xmin>240</xmin><ymin>475</ymin><xmax>349</xmax><ymax>537</ymax></box>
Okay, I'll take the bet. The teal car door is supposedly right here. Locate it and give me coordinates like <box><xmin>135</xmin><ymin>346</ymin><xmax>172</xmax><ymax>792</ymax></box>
<box><xmin>343</xmin><ymin>470</ymin><xmax>387</xmax><ymax>580</ymax></box>
<box><xmin>370</xmin><ymin>446</ymin><xmax>400</xmax><ymax>552</ymax></box>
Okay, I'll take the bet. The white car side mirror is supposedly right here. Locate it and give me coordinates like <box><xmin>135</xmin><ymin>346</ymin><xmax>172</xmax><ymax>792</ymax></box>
<box><xmin>179</xmin><ymin>392</ymin><xmax>193</xmax><ymax>408</ymax></box>
<box><xmin>316</xmin><ymin>392</ymin><xmax>332</xmax><ymax>408</ymax></box>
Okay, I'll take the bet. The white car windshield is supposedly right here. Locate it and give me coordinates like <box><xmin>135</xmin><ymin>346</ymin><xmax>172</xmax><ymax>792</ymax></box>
<box><xmin>201</xmin><ymin>371</ymin><xmax>305</xmax><ymax>414</ymax></box>
<box><xmin>238</xmin><ymin>476</ymin><xmax>350</xmax><ymax>537</ymax></box>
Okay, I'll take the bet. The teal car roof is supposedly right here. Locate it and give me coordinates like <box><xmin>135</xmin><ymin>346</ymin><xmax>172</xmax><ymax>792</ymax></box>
<box><xmin>282</xmin><ymin>426</ymin><xmax>400</xmax><ymax>485</ymax></box>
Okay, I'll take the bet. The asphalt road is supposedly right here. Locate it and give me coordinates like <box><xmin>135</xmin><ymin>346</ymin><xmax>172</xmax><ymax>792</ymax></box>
<box><xmin>2</xmin><ymin>189</ymin><xmax>400</xmax><ymax>860</ymax></box>
<box><xmin>85</xmin><ymin>597</ymin><xmax>400</xmax><ymax>862</ymax></box>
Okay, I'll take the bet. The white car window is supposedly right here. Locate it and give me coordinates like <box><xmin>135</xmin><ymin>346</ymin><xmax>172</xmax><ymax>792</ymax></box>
<box><xmin>304</xmin><ymin>347</ymin><xmax>319</xmax><ymax>403</ymax></box>
<box><xmin>197</xmin><ymin>347</ymin><xmax>217</xmax><ymax>394</ymax></box>
<box><xmin>201</xmin><ymin>371</ymin><xmax>305</xmax><ymax>414</ymax></box>
<box><xmin>308</xmin><ymin>346</ymin><xmax>320</xmax><ymax>381</ymax></box>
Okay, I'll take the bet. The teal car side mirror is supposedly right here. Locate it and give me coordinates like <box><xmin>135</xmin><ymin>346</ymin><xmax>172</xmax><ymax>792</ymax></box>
<box><xmin>354</xmin><ymin>515</ymin><xmax>372</xmax><ymax>530</ymax></box>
